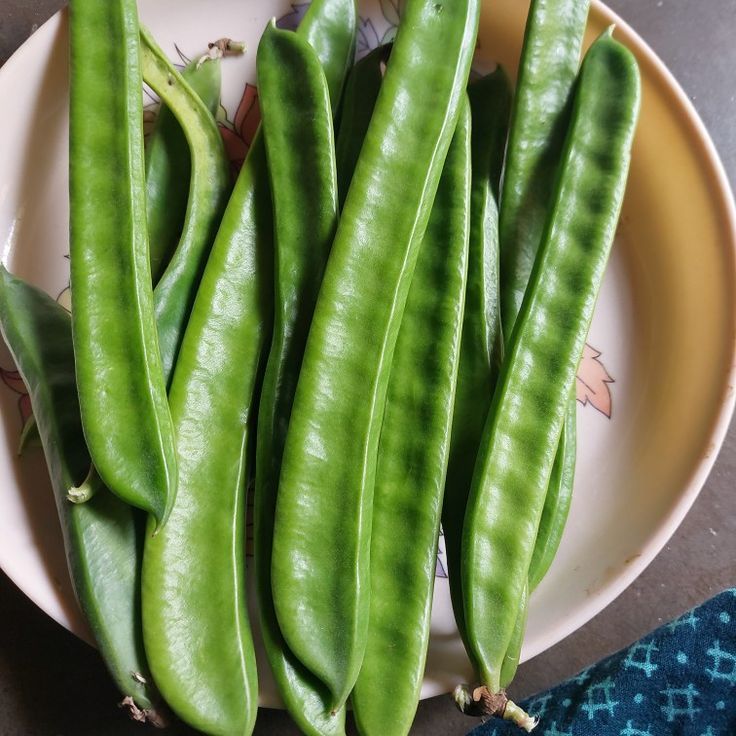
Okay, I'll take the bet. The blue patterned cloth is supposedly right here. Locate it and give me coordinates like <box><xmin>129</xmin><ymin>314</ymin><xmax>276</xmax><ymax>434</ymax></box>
<box><xmin>469</xmin><ymin>589</ymin><xmax>736</xmax><ymax>736</ymax></box>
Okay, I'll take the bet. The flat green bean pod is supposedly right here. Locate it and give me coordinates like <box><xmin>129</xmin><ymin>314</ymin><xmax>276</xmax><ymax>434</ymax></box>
<box><xmin>69</xmin><ymin>0</ymin><xmax>176</xmax><ymax>527</ymax></box>
<box><xmin>499</xmin><ymin>0</ymin><xmax>591</xmax><ymax>598</ymax></box>
<box><xmin>0</xmin><ymin>266</ymin><xmax>162</xmax><ymax>723</ymax></box>
<box><xmin>69</xmin><ymin>38</ymin><xmax>228</xmax><ymax>508</ymax></box>
<box><xmin>352</xmin><ymin>99</ymin><xmax>471</xmax><ymax>736</ymax></box>
<box><xmin>146</xmin><ymin>53</ymin><xmax>223</xmax><ymax>283</ymax></box>
<box><xmin>458</xmin><ymin>30</ymin><xmax>639</xmax><ymax>727</ymax></box>
<box><xmin>271</xmin><ymin>0</ymin><xmax>480</xmax><ymax>708</ymax></box>
<box><xmin>140</xmin><ymin>45</ymin><xmax>281</xmax><ymax>735</ymax></box>
<box><xmin>254</xmin><ymin>17</ymin><xmax>345</xmax><ymax>736</ymax></box>
<box><xmin>443</xmin><ymin>69</ymin><xmax>511</xmax><ymax>658</ymax></box>
<box><xmin>140</xmin><ymin>27</ymin><xmax>231</xmax><ymax>384</ymax></box>
<box><xmin>141</xmin><ymin>149</ymin><xmax>268</xmax><ymax>733</ymax></box>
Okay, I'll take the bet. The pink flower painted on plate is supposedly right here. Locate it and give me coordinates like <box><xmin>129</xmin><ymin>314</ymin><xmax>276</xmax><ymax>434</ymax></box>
<box><xmin>219</xmin><ymin>84</ymin><xmax>261</xmax><ymax>175</ymax></box>
<box><xmin>576</xmin><ymin>343</ymin><xmax>614</xmax><ymax>418</ymax></box>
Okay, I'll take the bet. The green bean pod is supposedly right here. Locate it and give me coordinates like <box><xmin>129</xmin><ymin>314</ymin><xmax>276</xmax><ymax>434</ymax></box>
<box><xmin>0</xmin><ymin>266</ymin><xmax>161</xmax><ymax>722</ymax></box>
<box><xmin>351</xmin><ymin>100</ymin><xmax>471</xmax><ymax>736</ymax></box>
<box><xmin>271</xmin><ymin>0</ymin><xmax>480</xmax><ymax>708</ymax></box>
<box><xmin>528</xmin><ymin>398</ymin><xmax>576</xmax><ymax>590</ymax></box>
<box><xmin>146</xmin><ymin>54</ymin><xmax>223</xmax><ymax>284</ymax></box>
<box><xmin>499</xmin><ymin>0</ymin><xmax>590</xmax><ymax>328</ymax></box>
<box><xmin>140</xmin><ymin>27</ymin><xmax>231</xmax><ymax>384</ymax></box>
<box><xmin>460</xmin><ymin>30</ymin><xmax>639</xmax><ymax>720</ymax></box>
<box><xmin>334</xmin><ymin>44</ymin><xmax>388</xmax><ymax>207</ymax></box>
<box><xmin>69</xmin><ymin>38</ymin><xmax>228</xmax><ymax>508</ymax></box>
<box><xmin>297</xmin><ymin>0</ymin><xmax>357</xmax><ymax>108</ymax></box>
<box><xmin>141</xmin><ymin>146</ymin><xmax>269</xmax><ymax>734</ymax></box>
<box><xmin>442</xmin><ymin>69</ymin><xmax>511</xmax><ymax>656</ymax></box>
<box><xmin>254</xmin><ymin>21</ymin><xmax>343</xmax><ymax>736</ymax></box>
<box><xmin>69</xmin><ymin>0</ymin><xmax>176</xmax><ymax>527</ymax></box>
<box><xmin>499</xmin><ymin>0</ymin><xmax>590</xmax><ymax>595</ymax></box>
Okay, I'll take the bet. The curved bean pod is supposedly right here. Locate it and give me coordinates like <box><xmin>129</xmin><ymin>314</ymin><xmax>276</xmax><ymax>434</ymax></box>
<box><xmin>69</xmin><ymin>0</ymin><xmax>176</xmax><ymax>527</ymax></box>
<box><xmin>461</xmin><ymin>31</ymin><xmax>639</xmax><ymax>720</ymax></box>
<box><xmin>140</xmin><ymin>26</ymin><xmax>231</xmax><ymax>385</ymax></box>
<box><xmin>443</xmin><ymin>69</ymin><xmax>511</xmax><ymax>656</ymax></box>
<box><xmin>141</xmin><ymin>154</ymin><xmax>268</xmax><ymax>734</ymax></box>
<box><xmin>351</xmin><ymin>99</ymin><xmax>471</xmax><ymax>736</ymax></box>
<box><xmin>254</xmin><ymin>20</ymin><xmax>344</xmax><ymax>736</ymax></box>
<box><xmin>271</xmin><ymin>0</ymin><xmax>480</xmax><ymax>708</ymax></box>
<box><xmin>499</xmin><ymin>583</ymin><xmax>528</xmax><ymax>690</ymax></box>
<box><xmin>146</xmin><ymin>53</ymin><xmax>223</xmax><ymax>284</ymax></box>
<box><xmin>0</xmin><ymin>266</ymin><xmax>161</xmax><ymax>722</ymax></box>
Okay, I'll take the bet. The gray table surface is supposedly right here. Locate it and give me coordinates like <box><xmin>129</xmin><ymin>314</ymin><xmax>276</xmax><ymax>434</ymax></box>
<box><xmin>1</xmin><ymin>1</ymin><xmax>735</xmax><ymax>734</ymax></box>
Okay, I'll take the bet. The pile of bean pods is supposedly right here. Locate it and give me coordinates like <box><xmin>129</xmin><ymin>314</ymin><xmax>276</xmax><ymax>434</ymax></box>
<box><xmin>0</xmin><ymin>0</ymin><xmax>640</xmax><ymax>733</ymax></box>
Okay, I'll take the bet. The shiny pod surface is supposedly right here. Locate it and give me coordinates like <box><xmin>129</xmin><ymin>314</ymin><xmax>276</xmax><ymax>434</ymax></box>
<box><xmin>141</xmin><ymin>26</ymin><xmax>231</xmax><ymax>384</ymax></box>
<box><xmin>254</xmin><ymin>9</ymin><xmax>350</xmax><ymax>735</ymax></box>
<box><xmin>462</xmin><ymin>30</ymin><xmax>640</xmax><ymax>693</ymax></box>
<box><xmin>68</xmin><ymin>0</ymin><xmax>176</xmax><ymax>526</ymax></box>
<box><xmin>271</xmin><ymin>0</ymin><xmax>481</xmax><ymax>707</ymax></box>
<box><xmin>351</xmin><ymin>101</ymin><xmax>471</xmax><ymax>736</ymax></box>
<box><xmin>0</xmin><ymin>267</ymin><xmax>159</xmax><ymax>719</ymax></box>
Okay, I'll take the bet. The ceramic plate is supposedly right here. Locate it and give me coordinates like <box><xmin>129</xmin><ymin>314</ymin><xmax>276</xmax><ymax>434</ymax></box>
<box><xmin>0</xmin><ymin>0</ymin><xmax>734</xmax><ymax>707</ymax></box>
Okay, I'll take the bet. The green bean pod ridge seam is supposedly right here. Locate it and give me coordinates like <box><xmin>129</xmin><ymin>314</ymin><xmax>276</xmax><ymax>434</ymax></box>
<box><xmin>271</xmin><ymin>0</ymin><xmax>480</xmax><ymax>708</ymax></box>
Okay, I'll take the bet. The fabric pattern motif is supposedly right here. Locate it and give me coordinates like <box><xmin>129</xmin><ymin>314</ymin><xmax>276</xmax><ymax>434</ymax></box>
<box><xmin>469</xmin><ymin>589</ymin><xmax>736</xmax><ymax>736</ymax></box>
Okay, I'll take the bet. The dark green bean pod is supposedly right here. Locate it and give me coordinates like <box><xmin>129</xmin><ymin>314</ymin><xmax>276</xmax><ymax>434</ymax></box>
<box><xmin>351</xmin><ymin>100</ymin><xmax>471</xmax><ymax>736</ymax></box>
<box><xmin>140</xmin><ymin>27</ymin><xmax>231</xmax><ymax>384</ymax></box>
<box><xmin>499</xmin><ymin>0</ymin><xmax>590</xmax><ymax>596</ymax></box>
<box><xmin>0</xmin><ymin>266</ymin><xmax>162</xmax><ymax>723</ymax></box>
<box><xmin>69</xmin><ymin>0</ymin><xmax>176</xmax><ymax>527</ymax></box>
<box><xmin>146</xmin><ymin>53</ymin><xmax>223</xmax><ymax>283</ymax></box>
<box><xmin>442</xmin><ymin>69</ymin><xmax>511</xmax><ymax>657</ymax></box>
<box><xmin>68</xmin><ymin>38</ymin><xmax>228</xmax><ymax>508</ymax></box>
<box><xmin>334</xmin><ymin>44</ymin><xmax>388</xmax><ymax>208</ymax></box>
<box><xmin>457</xmin><ymin>30</ymin><xmax>639</xmax><ymax>726</ymax></box>
<box><xmin>528</xmin><ymin>397</ymin><xmax>576</xmax><ymax>590</ymax></box>
<box><xmin>254</xmin><ymin>19</ymin><xmax>344</xmax><ymax>736</ymax></box>
<box><xmin>271</xmin><ymin>0</ymin><xmax>480</xmax><ymax>708</ymax></box>
<box><xmin>297</xmin><ymin>0</ymin><xmax>357</xmax><ymax>109</ymax></box>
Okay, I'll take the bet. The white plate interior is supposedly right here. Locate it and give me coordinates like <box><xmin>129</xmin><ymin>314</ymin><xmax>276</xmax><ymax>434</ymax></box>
<box><xmin>0</xmin><ymin>0</ymin><xmax>734</xmax><ymax>706</ymax></box>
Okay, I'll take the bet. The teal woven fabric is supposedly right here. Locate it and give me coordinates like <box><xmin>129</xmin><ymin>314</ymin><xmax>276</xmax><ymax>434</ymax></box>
<box><xmin>469</xmin><ymin>589</ymin><xmax>736</xmax><ymax>736</ymax></box>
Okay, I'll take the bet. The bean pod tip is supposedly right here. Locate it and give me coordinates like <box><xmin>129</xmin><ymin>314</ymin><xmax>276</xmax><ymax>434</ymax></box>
<box><xmin>453</xmin><ymin>684</ymin><xmax>538</xmax><ymax>732</ymax></box>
